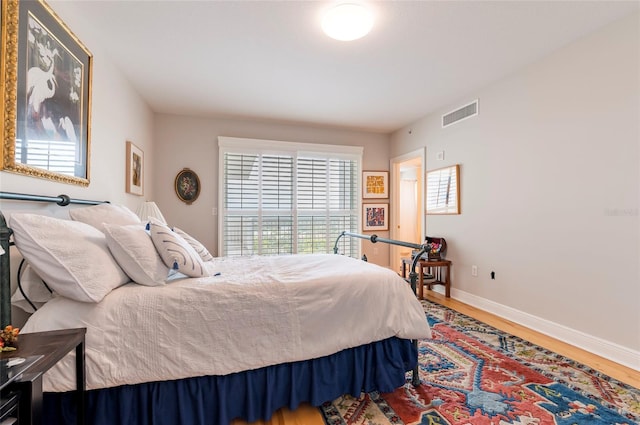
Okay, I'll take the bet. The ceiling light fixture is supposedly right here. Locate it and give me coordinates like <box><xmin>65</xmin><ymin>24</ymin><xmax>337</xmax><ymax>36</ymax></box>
<box><xmin>322</xmin><ymin>3</ymin><xmax>374</xmax><ymax>41</ymax></box>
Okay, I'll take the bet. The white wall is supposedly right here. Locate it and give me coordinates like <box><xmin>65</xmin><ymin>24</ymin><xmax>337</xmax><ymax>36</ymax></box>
<box><xmin>0</xmin><ymin>1</ymin><xmax>155</xmax><ymax>214</ymax></box>
<box><xmin>153</xmin><ymin>114</ymin><xmax>391</xmax><ymax>264</ymax></box>
<box><xmin>391</xmin><ymin>13</ymin><xmax>640</xmax><ymax>366</ymax></box>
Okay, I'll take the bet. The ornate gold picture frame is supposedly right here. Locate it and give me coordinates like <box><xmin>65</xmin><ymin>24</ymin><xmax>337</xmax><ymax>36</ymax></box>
<box><xmin>175</xmin><ymin>168</ymin><xmax>200</xmax><ymax>205</ymax></box>
<box><xmin>1</xmin><ymin>0</ymin><xmax>93</xmax><ymax>186</ymax></box>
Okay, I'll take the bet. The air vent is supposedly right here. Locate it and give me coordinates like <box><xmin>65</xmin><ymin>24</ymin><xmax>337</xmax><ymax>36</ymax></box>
<box><xmin>442</xmin><ymin>99</ymin><xmax>478</xmax><ymax>128</ymax></box>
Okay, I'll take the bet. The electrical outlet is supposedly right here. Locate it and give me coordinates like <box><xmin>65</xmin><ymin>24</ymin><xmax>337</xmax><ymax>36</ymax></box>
<box><xmin>436</xmin><ymin>151</ymin><xmax>445</xmax><ymax>161</ymax></box>
<box><xmin>212</xmin><ymin>207</ymin><xmax>218</xmax><ymax>216</ymax></box>
<box><xmin>373</xmin><ymin>247</ymin><xmax>379</xmax><ymax>255</ymax></box>
<box><xmin>471</xmin><ymin>265</ymin><xmax>478</xmax><ymax>276</ymax></box>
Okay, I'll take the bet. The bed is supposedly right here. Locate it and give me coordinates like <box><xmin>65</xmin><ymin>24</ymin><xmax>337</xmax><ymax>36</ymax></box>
<box><xmin>0</xmin><ymin>191</ymin><xmax>432</xmax><ymax>425</ymax></box>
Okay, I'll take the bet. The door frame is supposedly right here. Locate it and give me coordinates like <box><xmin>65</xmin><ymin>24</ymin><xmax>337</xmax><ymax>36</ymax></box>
<box><xmin>390</xmin><ymin>148</ymin><xmax>426</xmax><ymax>273</ymax></box>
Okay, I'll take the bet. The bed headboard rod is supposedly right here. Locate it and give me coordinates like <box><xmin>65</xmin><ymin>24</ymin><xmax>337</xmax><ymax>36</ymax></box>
<box><xmin>0</xmin><ymin>191</ymin><xmax>108</xmax><ymax>206</ymax></box>
<box><xmin>334</xmin><ymin>231</ymin><xmax>425</xmax><ymax>251</ymax></box>
<box><xmin>333</xmin><ymin>230</ymin><xmax>428</xmax><ymax>290</ymax></box>
<box><xmin>0</xmin><ymin>191</ymin><xmax>108</xmax><ymax>327</ymax></box>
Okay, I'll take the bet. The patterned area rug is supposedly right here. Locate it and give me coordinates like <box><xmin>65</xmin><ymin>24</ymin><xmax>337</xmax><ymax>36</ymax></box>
<box><xmin>321</xmin><ymin>299</ymin><xmax>640</xmax><ymax>425</ymax></box>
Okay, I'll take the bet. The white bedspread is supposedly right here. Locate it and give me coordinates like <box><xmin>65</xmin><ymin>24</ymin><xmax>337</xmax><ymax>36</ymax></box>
<box><xmin>21</xmin><ymin>254</ymin><xmax>431</xmax><ymax>392</ymax></box>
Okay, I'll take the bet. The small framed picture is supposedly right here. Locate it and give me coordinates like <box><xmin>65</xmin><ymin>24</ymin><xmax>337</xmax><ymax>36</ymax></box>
<box><xmin>427</xmin><ymin>164</ymin><xmax>460</xmax><ymax>215</ymax></box>
<box><xmin>363</xmin><ymin>203</ymin><xmax>389</xmax><ymax>231</ymax></box>
<box><xmin>126</xmin><ymin>141</ymin><xmax>144</xmax><ymax>196</ymax></box>
<box><xmin>363</xmin><ymin>171</ymin><xmax>389</xmax><ymax>199</ymax></box>
<box><xmin>175</xmin><ymin>168</ymin><xmax>201</xmax><ymax>205</ymax></box>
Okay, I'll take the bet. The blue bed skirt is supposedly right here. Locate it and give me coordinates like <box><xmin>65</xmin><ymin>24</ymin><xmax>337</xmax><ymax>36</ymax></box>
<box><xmin>44</xmin><ymin>337</ymin><xmax>416</xmax><ymax>425</ymax></box>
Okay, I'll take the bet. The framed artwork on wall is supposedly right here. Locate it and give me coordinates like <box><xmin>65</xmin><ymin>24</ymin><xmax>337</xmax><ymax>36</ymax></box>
<box><xmin>363</xmin><ymin>203</ymin><xmax>389</xmax><ymax>231</ymax></box>
<box><xmin>1</xmin><ymin>0</ymin><xmax>93</xmax><ymax>186</ymax></box>
<box><xmin>126</xmin><ymin>141</ymin><xmax>144</xmax><ymax>196</ymax></box>
<box><xmin>426</xmin><ymin>164</ymin><xmax>460</xmax><ymax>215</ymax></box>
<box><xmin>175</xmin><ymin>168</ymin><xmax>201</xmax><ymax>205</ymax></box>
<box><xmin>362</xmin><ymin>171</ymin><xmax>388</xmax><ymax>199</ymax></box>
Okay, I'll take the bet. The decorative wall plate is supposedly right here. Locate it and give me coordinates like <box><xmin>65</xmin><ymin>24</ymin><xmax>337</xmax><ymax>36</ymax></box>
<box><xmin>174</xmin><ymin>168</ymin><xmax>200</xmax><ymax>205</ymax></box>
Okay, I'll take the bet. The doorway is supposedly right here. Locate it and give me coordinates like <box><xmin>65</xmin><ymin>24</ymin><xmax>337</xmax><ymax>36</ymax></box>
<box><xmin>390</xmin><ymin>149</ymin><xmax>425</xmax><ymax>274</ymax></box>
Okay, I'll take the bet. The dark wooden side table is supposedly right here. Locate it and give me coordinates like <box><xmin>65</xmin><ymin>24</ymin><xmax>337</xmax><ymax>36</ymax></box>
<box><xmin>1</xmin><ymin>354</ymin><xmax>42</xmax><ymax>423</ymax></box>
<box><xmin>418</xmin><ymin>259</ymin><xmax>451</xmax><ymax>298</ymax></box>
<box><xmin>402</xmin><ymin>257</ymin><xmax>452</xmax><ymax>298</ymax></box>
<box><xmin>0</xmin><ymin>328</ymin><xmax>86</xmax><ymax>425</ymax></box>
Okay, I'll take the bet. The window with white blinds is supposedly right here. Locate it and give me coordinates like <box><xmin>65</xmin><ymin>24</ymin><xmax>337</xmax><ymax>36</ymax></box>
<box><xmin>219</xmin><ymin>137</ymin><xmax>362</xmax><ymax>258</ymax></box>
<box><xmin>426</xmin><ymin>164</ymin><xmax>460</xmax><ymax>215</ymax></box>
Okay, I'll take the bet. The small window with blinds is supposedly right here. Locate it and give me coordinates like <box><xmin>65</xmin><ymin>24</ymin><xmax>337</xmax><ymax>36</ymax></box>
<box><xmin>426</xmin><ymin>164</ymin><xmax>460</xmax><ymax>215</ymax></box>
<box><xmin>219</xmin><ymin>137</ymin><xmax>362</xmax><ymax>257</ymax></box>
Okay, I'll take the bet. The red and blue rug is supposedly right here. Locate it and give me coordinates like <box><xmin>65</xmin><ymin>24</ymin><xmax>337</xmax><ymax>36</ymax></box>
<box><xmin>321</xmin><ymin>300</ymin><xmax>639</xmax><ymax>424</ymax></box>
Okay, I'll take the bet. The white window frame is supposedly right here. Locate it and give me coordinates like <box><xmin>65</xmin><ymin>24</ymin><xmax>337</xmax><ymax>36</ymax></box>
<box><xmin>218</xmin><ymin>136</ymin><xmax>363</xmax><ymax>257</ymax></box>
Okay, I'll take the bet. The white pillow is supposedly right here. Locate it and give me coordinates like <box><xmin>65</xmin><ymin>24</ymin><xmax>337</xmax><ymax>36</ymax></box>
<box><xmin>10</xmin><ymin>213</ymin><xmax>130</xmax><ymax>303</ymax></box>
<box><xmin>103</xmin><ymin>224</ymin><xmax>169</xmax><ymax>287</ymax></box>
<box><xmin>173</xmin><ymin>227</ymin><xmax>214</xmax><ymax>261</ymax></box>
<box><xmin>148</xmin><ymin>219</ymin><xmax>208</xmax><ymax>278</ymax></box>
<box><xmin>69</xmin><ymin>204</ymin><xmax>141</xmax><ymax>233</ymax></box>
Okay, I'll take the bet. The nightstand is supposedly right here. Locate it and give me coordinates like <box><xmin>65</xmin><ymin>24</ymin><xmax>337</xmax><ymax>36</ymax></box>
<box><xmin>417</xmin><ymin>259</ymin><xmax>452</xmax><ymax>298</ymax></box>
<box><xmin>1</xmin><ymin>354</ymin><xmax>42</xmax><ymax>424</ymax></box>
<box><xmin>0</xmin><ymin>328</ymin><xmax>86</xmax><ymax>425</ymax></box>
<box><xmin>401</xmin><ymin>257</ymin><xmax>452</xmax><ymax>298</ymax></box>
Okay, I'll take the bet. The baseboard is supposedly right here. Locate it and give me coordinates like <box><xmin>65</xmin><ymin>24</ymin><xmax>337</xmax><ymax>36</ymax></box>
<box><xmin>449</xmin><ymin>288</ymin><xmax>640</xmax><ymax>372</ymax></box>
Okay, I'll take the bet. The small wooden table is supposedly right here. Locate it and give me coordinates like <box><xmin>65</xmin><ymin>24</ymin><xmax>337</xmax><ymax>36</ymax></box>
<box><xmin>402</xmin><ymin>257</ymin><xmax>452</xmax><ymax>299</ymax></box>
<box><xmin>0</xmin><ymin>328</ymin><xmax>86</xmax><ymax>425</ymax></box>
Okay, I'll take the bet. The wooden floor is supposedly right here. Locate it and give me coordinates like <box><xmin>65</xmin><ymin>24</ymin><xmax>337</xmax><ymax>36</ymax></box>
<box><xmin>235</xmin><ymin>290</ymin><xmax>640</xmax><ymax>425</ymax></box>
<box><xmin>423</xmin><ymin>290</ymin><xmax>640</xmax><ymax>388</ymax></box>
<box><xmin>232</xmin><ymin>404</ymin><xmax>324</xmax><ymax>425</ymax></box>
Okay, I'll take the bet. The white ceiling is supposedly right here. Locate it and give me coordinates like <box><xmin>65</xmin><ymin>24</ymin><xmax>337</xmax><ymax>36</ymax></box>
<box><xmin>54</xmin><ymin>0</ymin><xmax>639</xmax><ymax>133</ymax></box>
